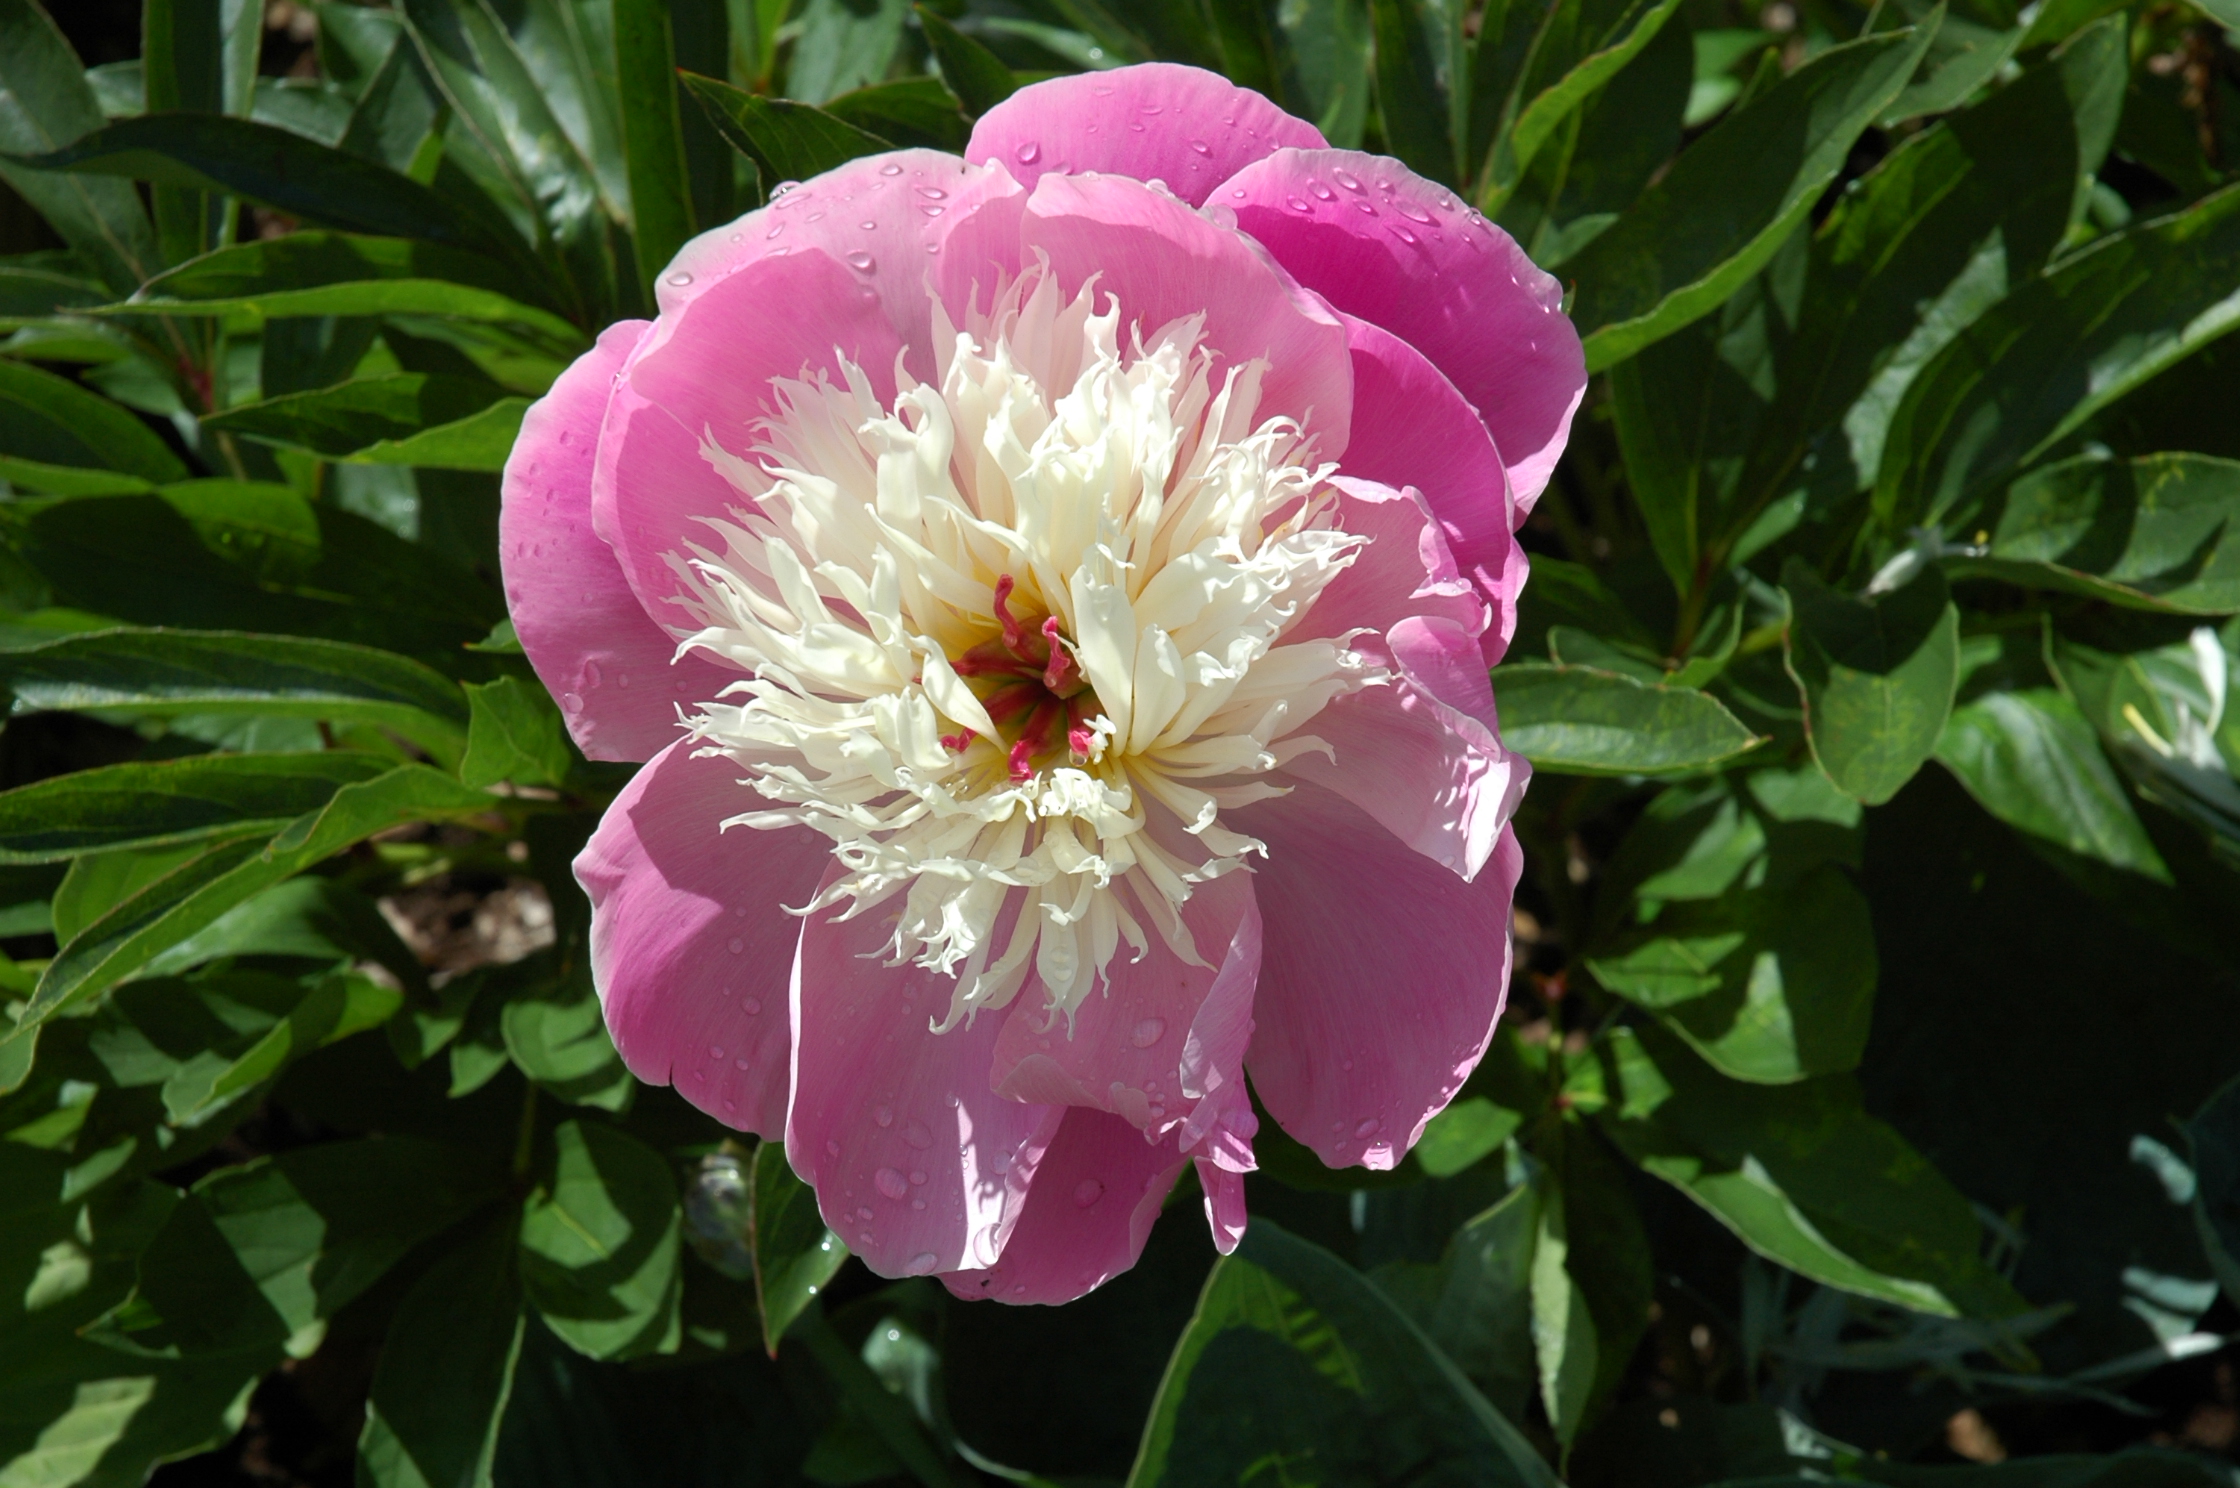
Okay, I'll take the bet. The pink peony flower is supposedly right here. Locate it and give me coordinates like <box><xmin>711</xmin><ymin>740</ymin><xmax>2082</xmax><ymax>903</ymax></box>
<box><xmin>499</xmin><ymin>63</ymin><xmax>1583</xmax><ymax>1303</ymax></box>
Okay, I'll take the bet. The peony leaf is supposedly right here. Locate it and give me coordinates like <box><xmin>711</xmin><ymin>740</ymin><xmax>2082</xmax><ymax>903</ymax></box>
<box><xmin>1477</xmin><ymin>0</ymin><xmax>1687</xmax><ymax>210</ymax></box>
<box><xmin>1129</xmin><ymin>1220</ymin><xmax>1560</xmax><ymax>1487</ymax></box>
<box><xmin>918</xmin><ymin>8</ymin><xmax>1019</xmax><ymax>119</ymax></box>
<box><xmin>0</xmin><ymin>358</ymin><xmax>189</xmax><ymax>485</ymax></box>
<box><xmin>2186</xmin><ymin>1073</ymin><xmax>2240</xmax><ymax>1310</ymax></box>
<box><xmin>357</xmin><ymin>1213</ymin><xmax>526</xmax><ymax>1488</ymax></box>
<box><xmin>202</xmin><ymin>373</ymin><xmax>519</xmax><ymax>465</ymax></box>
<box><xmin>461</xmin><ymin>676</ymin><xmax>572</xmax><ymax>790</ymax></box>
<box><xmin>1599</xmin><ymin>1023</ymin><xmax>2026</xmax><ymax>1319</ymax></box>
<box><xmin>520</xmin><ymin>1120</ymin><xmax>683</xmax><ymax>1362</ymax></box>
<box><xmin>681</xmin><ymin>72</ymin><xmax>892</xmax><ymax>189</ymax></box>
<box><xmin>1566</xmin><ymin>20</ymin><xmax>1937</xmax><ymax>372</ymax></box>
<box><xmin>1875</xmin><ymin>182</ymin><xmax>2240</xmax><ymax>539</ymax></box>
<box><xmin>0</xmin><ymin>626</ymin><xmax>471</xmax><ymax>764</ymax></box>
<box><xmin>1781</xmin><ymin>560</ymin><xmax>1960</xmax><ymax>806</ymax></box>
<box><xmin>749</xmin><ymin>1140</ymin><xmax>848</xmax><ymax>1356</ymax></box>
<box><xmin>820</xmin><ymin>77</ymin><xmax>972</xmax><ymax>153</ymax></box>
<box><xmin>1950</xmin><ymin>453</ymin><xmax>2240</xmax><ymax>616</ymax></box>
<box><xmin>500</xmin><ymin>962</ymin><xmax>634</xmax><ymax>1112</ymax></box>
<box><xmin>0</xmin><ymin>751</ymin><xmax>390</xmax><ymax>863</ymax></box>
<box><xmin>1370</xmin><ymin>0</ymin><xmax>1465</xmax><ymax>184</ymax></box>
<box><xmin>1492</xmin><ymin>663</ymin><xmax>1762</xmax><ymax>776</ymax></box>
<box><xmin>1936</xmin><ymin>687</ymin><xmax>2172</xmax><ymax>882</ymax></box>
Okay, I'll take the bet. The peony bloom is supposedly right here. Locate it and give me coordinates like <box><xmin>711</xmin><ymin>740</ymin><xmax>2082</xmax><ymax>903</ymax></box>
<box><xmin>499</xmin><ymin>63</ymin><xmax>1583</xmax><ymax>1302</ymax></box>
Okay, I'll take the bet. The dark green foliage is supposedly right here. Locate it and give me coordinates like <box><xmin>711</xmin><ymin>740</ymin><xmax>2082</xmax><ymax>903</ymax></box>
<box><xmin>0</xmin><ymin>0</ymin><xmax>2236</xmax><ymax>1483</ymax></box>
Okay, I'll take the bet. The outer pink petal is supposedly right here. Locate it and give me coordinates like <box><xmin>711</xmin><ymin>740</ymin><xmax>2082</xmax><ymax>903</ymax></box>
<box><xmin>1012</xmin><ymin>171</ymin><xmax>1352</xmax><ymax>450</ymax></box>
<box><xmin>575</xmin><ymin>741</ymin><xmax>829</xmax><ymax>1138</ymax></box>
<box><xmin>596</xmin><ymin>154</ymin><xmax>1025</xmax><ymax>636</ymax></box>
<box><xmin>1338</xmin><ymin>316</ymin><xmax>1521</xmax><ymax>661</ymax></box>
<box><xmin>786</xmin><ymin>876</ymin><xmax>1064</xmax><ymax>1280</ymax></box>
<box><xmin>1198</xmin><ymin>1158</ymin><xmax>1248</xmax><ymax>1255</ymax></box>
<box><xmin>965</xmin><ymin>63</ymin><xmax>1325</xmax><ymax>208</ymax></box>
<box><xmin>1236</xmin><ymin>782</ymin><xmax>1521</xmax><ymax>1171</ymax></box>
<box><xmin>655</xmin><ymin>150</ymin><xmax>1024</xmax><ymax>370</ymax></box>
<box><xmin>939</xmin><ymin>1107</ymin><xmax>1189</xmax><ymax>1305</ymax></box>
<box><xmin>990</xmin><ymin>852</ymin><xmax>1259</xmax><ymax>1154</ymax></box>
<box><xmin>591</xmin><ymin>249</ymin><xmax>905</xmax><ymax>634</ymax></box>
<box><xmin>1223</xmin><ymin>148</ymin><xmax>1584</xmax><ymax>516</ymax></box>
<box><xmin>499</xmin><ymin>320</ymin><xmax>736</xmax><ymax>761</ymax></box>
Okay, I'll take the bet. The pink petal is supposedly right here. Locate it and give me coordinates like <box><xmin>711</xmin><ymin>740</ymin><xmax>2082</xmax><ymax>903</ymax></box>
<box><xmin>1337</xmin><ymin>316</ymin><xmax>1521</xmax><ymax>661</ymax></box>
<box><xmin>1290</xmin><ymin>477</ymin><xmax>1486</xmax><ymax>648</ymax></box>
<box><xmin>1223</xmin><ymin>148</ymin><xmax>1585</xmax><ymax>516</ymax></box>
<box><xmin>786</xmin><ymin>874</ymin><xmax>1065</xmax><ymax>1280</ymax></box>
<box><xmin>575</xmin><ymin>741</ymin><xmax>830</xmax><ymax>1138</ymax></box>
<box><xmin>655</xmin><ymin>149</ymin><xmax>1022</xmax><ymax>364</ymax></box>
<box><xmin>1236</xmin><ymin>783</ymin><xmax>1522</xmax><ymax>1171</ymax></box>
<box><xmin>1013</xmin><ymin>171</ymin><xmax>1353</xmax><ymax>453</ymax></box>
<box><xmin>939</xmin><ymin>1106</ymin><xmax>1190</xmax><ymax>1305</ymax></box>
<box><xmin>990</xmin><ymin>848</ymin><xmax>1260</xmax><ymax>1155</ymax></box>
<box><xmin>965</xmin><ymin>63</ymin><xmax>1325</xmax><ymax>208</ymax></box>
<box><xmin>1198</xmin><ymin>1158</ymin><xmax>1249</xmax><ymax>1255</ymax></box>
<box><xmin>591</xmin><ymin>248</ymin><xmax>906</xmax><ymax>635</ymax></box>
<box><xmin>499</xmin><ymin>320</ymin><xmax>737</xmax><ymax>761</ymax></box>
<box><xmin>595</xmin><ymin>154</ymin><xmax>1026</xmax><ymax>637</ymax></box>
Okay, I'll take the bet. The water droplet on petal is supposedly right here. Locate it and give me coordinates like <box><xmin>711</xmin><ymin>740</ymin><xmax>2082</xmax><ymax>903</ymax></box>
<box><xmin>915</xmin><ymin>185</ymin><xmax>947</xmax><ymax>201</ymax></box>
<box><xmin>734</xmin><ymin>1057</ymin><xmax>749</xmax><ymax>1070</ymax></box>
<box><xmin>1131</xmin><ymin>1017</ymin><xmax>1166</xmax><ymax>1048</ymax></box>
<box><xmin>907</xmin><ymin>1252</ymin><xmax>940</xmax><ymax>1275</ymax></box>
<box><xmin>1355</xmin><ymin>201</ymin><xmax>1377</xmax><ymax>216</ymax></box>
<box><xmin>1309</xmin><ymin>180</ymin><xmax>1335</xmax><ymax>201</ymax></box>
<box><xmin>666</xmin><ymin>270</ymin><xmax>693</xmax><ymax>287</ymax></box>
<box><xmin>1391</xmin><ymin>224</ymin><xmax>1417</xmax><ymax>243</ymax></box>
<box><xmin>875</xmin><ymin>1105</ymin><xmax>894</xmax><ymax>1127</ymax></box>
<box><xmin>1286</xmin><ymin>195</ymin><xmax>1312</xmax><ymax>212</ymax></box>
<box><xmin>743</xmin><ymin>997</ymin><xmax>761</xmax><ymax>1015</ymax></box>
<box><xmin>920</xmin><ymin>204</ymin><xmax>944</xmax><ymax>217</ymax></box>
<box><xmin>1015</xmin><ymin>141</ymin><xmax>1040</xmax><ymax>164</ymax></box>
<box><xmin>826</xmin><ymin>1140</ymin><xmax>841</xmax><ymax>1157</ymax></box>
<box><xmin>728</xmin><ymin>937</ymin><xmax>743</xmax><ymax>954</ymax></box>
<box><xmin>1397</xmin><ymin>200</ymin><xmax>1434</xmax><ymax>223</ymax></box>
<box><xmin>879</xmin><ymin>163</ymin><xmax>903</xmax><ymax>176</ymax></box>
<box><xmin>1188</xmin><ymin>139</ymin><xmax>1212</xmax><ymax>156</ymax></box>
<box><xmin>844</xmin><ymin>250</ymin><xmax>875</xmax><ymax>273</ymax></box>
<box><xmin>1073</xmin><ymin>1179</ymin><xmax>1104</xmax><ymax>1208</ymax></box>
<box><xmin>1354</xmin><ymin>1117</ymin><xmax>1382</xmax><ymax>1138</ymax></box>
<box><xmin>709</xmin><ymin>1045</ymin><xmax>725</xmax><ymax>1060</ymax></box>
<box><xmin>912</xmin><ymin>1198</ymin><xmax>926</xmax><ymax>1210</ymax></box>
<box><xmin>858</xmin><ymin>220</ymin><xmax>876</xmax><ymax>231</ymax></box>
<box><xmin>766</xmin><ymin>224</ymin><xmax>784</xmax><ymax>239</ymax></box>
<box><xmin>1332</xmin><ymin>169</ymin><xmax>1363</xmax><ymax>192</ymax></box>
<box><xmin>875</xmin><ymin>1168</ymin><xmax>909</xmax><ymax>1200</ymax></box>
<box><xmin>857</xmin><ymin>1205</ymin><xmax>875</xmax><ymax>1221</ymax></box>
<box><xmin>909</xmin><ymin>1170</ymin><xmax>926</xmax><ymax>1185</ymax></box>
<box><xmin>904</xmin><ymin>1121</ymin><xmax>933</xmax><ymax>1149</ymax></box>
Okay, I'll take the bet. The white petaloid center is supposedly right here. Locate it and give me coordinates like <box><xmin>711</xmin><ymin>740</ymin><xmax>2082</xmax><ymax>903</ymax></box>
<box><xmin>668</xmin><ymin>268</ymin><xmax>1379</xmax><ymax>1031</ymax></box>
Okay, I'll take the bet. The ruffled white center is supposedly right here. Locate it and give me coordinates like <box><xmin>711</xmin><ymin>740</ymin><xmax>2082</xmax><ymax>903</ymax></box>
<box><xmin>667</xmin><ymin>268</ymin><xmax>1378</xmax><ymax>1030</ymax></box>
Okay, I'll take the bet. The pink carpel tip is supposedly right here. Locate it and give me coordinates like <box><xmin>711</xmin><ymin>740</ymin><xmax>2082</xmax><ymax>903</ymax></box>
<box><xmin>1041</xmin><ymin>617</ymin><xmax>1074</xmax><ymax>691</ymax></box>
<box><xmin>993</xmin><ymin>574</ymin><xmax>1027</xmax><ymax>653</ymax></box>
<box><xmin>1006</xmin><ymin>738</ymin><xmax>1035</xmax><ymax>783</ymax></box>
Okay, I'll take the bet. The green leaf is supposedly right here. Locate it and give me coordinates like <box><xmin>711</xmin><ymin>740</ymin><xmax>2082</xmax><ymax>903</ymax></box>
<box><xmin>500</xmin><ymin>962</ymin><xmax>633</xmax><ymax>1111</ymax></box>
<box><xmin>1492</xmin><ymin>663</ymin><xmax>1761</xmax><ymax>776</ymax></box>
<box><xmin>614</xmin><ymin>0</ymin><xmax>696</xmax><ymax>299</ymax></box>
<box><xmin>0</xmin><ymin>627</ymin><xmax>471</xmax><ymax>764</ymax></box>
<box><xmin>1782</xmin><ymin>560</ymin><xmax>1960</xmax><ymax>806</ymax></box>
<box><xmin>786</xmin><ymin>0</ymin><xmax>910</xmax><ymax>104</ymax></box>
<box><xmin>357</xmin><ymin>1213</ymin><xmax>526</xmax><ymax>1488</ymax></box>
<box><xmin>0</xmin><ymin>751</ymin><xmax>390</xmax><ymax>863</ymax></box>
<box><xmin>1876</xmin><ymin>183</ymin><xmax>2240</xmax><ymax>537</ymax></box>
<box><xmin>1937</xmin><ymin>688</ymin><xmax>2171</xmax><ymax>881</ymax></box>
<box><xmin>748</xmin><ymin>1140</ymin><xmax>847</xmax><ymax>1355</ymax></box>
<box><xmin>125</xmin><ymin>232</ymin><xmax>583</xmax><ymax>344</ymax></box>
<box><xmin>2185</xmin><ymin>1071</ymin><xmax>2240</xmax><ymax>1309</ymax></box>
<box><xmin>5</xmin><ymin>113</ymin><xmax>516</xmax><ymax>258</ymax></box>
<box><xmin>520</xmin><ymin>1120</ymin><xmax>682</xmax><ymax>1362</ymax></box>
<box><xmin>1480</xmin><ymin>0</ymin><xmax>1687</xmax><ymax>212</ymax></box>
<box><xmin>1566</xmin><ymin>20</ymin><xmax>1938</xmax><ymax>371</ymax></box>
<box><xmin>1493</xmin><ymin>11</ymin><xmax>1691</xmax><ymax>270</ymax></box>
<box><xmin>0</xmin><ymin>357</ymin><xmax>190</xmax><ymax>486</ymax></box>
<box><xmin>820</xmin><ymin>77</ymin><xmax>970</xmax><ymax>154</ymax></box>
<box><xmin>3</xmin><ymin>489</ymin><xmax>502</xmax><ymax>656</ymax></box>
<box><xmin>1370</xmin><ymin>0</ymin><xmax>1465</xmax><ymax>184</ymax></box>
<box><xmin>202</xmin><ymin>373</ymin><xmax>517</xmax><ymax>465</ymax></box>
<box><xmin>461</xmin><ymin>676</ymin><xmax>571</xmax><ymax>789</ymax></box>
<box><xmin>918</xmin><ymin>7</ymin><xmax>1018</xmax><ymax>118</ymax></box>
<box><xmin>1588</xmin><ymin>864</ymin><xmax>1876</xmax><ymax>1082</ymax></box>
<box><xmin>131</xmin><ymin>1137</ymin><xmax>506</xmax><ymax>1357</ymax></box>
<box><xmin>1953</xmin><ymin>453</ymin><xmax>2240</xmax><ymax>615</ymax></box>
<box><xmin>682</xmin><ymin>72</ymin><xmax>891</xmax><ymax>186</ymax></box>
<box><xmin>1413</xmin><ymin>1096</ymin><xmax>1523</xmax><ymax>1179</ymax></box>
<box><xmin>141</xmin><ymin>875</ymin><xmax>423</xmax><ymax>991</ymax></box>
<box><xmin>1278</xmin><ymin>0</ymin><xmax>1374</xmax><ymax>149</ymax></box>
<box><xmin>1599</xmin><ymin>1023</ymin><xmax>2026</xmax><ymax>1319</ymax></box>
<box><xmin>23</xmin><ymin>764</ymin><xmax>496</xmax><ymax>1030</ymax></box>
<box><xmin>1128</xmin><ymin>1220</ymin><xmax>1560</xmax><ymax>1488</ymax></box>
<box><xmin>0</xmin><ymin>0</ymin><xmax>161</xmax><ymax>294</ymax></box>
<box><xmin>1372</xmin><ymin>1176</ymin><xmax>1539</xmax><ymax>1423</ymax></box>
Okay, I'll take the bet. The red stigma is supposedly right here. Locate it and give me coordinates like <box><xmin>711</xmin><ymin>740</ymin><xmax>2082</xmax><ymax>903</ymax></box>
<box><xmin>1041</xmin><ymin>617</ymin><xmax>1075</xmax><ymax>692</ymax></box>
<box><xmin>992</xmin><ymin>573</ymin><xmax>1028</xmax><ymax>654</ymax></box>
<box><xmin>1007</xmin><ymin>739</ymin><xmax>1035</xmax><ymax>783</ymax></box>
